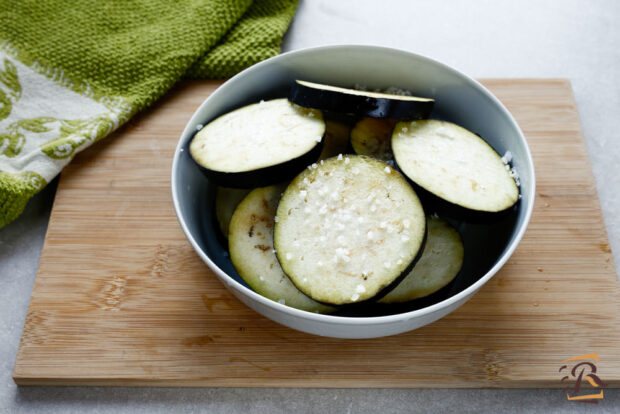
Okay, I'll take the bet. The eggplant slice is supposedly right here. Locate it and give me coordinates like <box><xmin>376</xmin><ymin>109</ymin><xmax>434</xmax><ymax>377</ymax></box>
<box><xmin>228</xmin><ymin>185</ymin><xmax>333</xmax><ymax>313</ymax></box>
<box><xmin>319</xmin><ymin>120</ymin><xmax>351</xmax><ymax>160</ymax></box>
<box><xmin>274</xmin><ymin>155</ymin><xmax>426</xmax><ymax>306</ymax></box>
<box><xmin>351</xmin><ymin>118</ymin><xmax>398</xmax><ymax>161</ymax></box>
<box><xmin>290</xmin><ymin>80</ymin><xmax>434</xmax><ymax>119</ymax></box>
<box><xmin>190</xmin><ymin>99</ymin><xmax>325</xmax><ymax>188</ymax></box>
<box><xmin>392</xmin><ymin>120</ymin><xmax>519</xmax><ymax>213</ymax></box>
<box><xmin>379</xmin><ymin>216</ymin><xmax>464</xmax><ymax>303</ymax></box>
<box><xmin>215</xmin><ymin>187</ymin><xmax>251</xmax><ymax>239</ymax></box>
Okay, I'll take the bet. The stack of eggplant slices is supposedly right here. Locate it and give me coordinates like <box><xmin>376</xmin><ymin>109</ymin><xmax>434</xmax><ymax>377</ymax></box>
<box><xmin>190</xmin><ymin>80</ymin><xmax>520</xmax><ymax>313</ymax></box>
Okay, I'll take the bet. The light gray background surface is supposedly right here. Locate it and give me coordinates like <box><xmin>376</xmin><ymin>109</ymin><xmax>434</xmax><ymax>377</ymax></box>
<box><xmin>1</xmin><ymin>0</ymin><xmax>619</xmax><ymax>412</ymax></box>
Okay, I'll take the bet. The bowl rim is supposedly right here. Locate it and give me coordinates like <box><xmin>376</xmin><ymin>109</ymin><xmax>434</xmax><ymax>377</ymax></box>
<box><xmin>171</xmin><ymin>44</ymin><xmax>536</xmax><ymax>326</ymax></box>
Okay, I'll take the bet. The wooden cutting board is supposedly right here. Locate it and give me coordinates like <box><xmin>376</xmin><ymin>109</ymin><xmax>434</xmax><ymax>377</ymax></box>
<box><xmin>13</xmin><ymin>79</ymin><xmax>620</xmax><ymax>387</ymax></box>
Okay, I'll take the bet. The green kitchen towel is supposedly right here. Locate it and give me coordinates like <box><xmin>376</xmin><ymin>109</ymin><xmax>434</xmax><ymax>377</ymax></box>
<box><xmin>0</xmin><ymin>0</ymin><xmax>298</xmax><ymax>229</ymax></box>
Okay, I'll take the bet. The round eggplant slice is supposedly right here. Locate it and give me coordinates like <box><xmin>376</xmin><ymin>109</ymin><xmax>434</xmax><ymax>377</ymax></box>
<box><xmin>190</xmin><ymin>99</ymin><xmax>325</xmax><ymax>188</ymax></box>
<box><xmin>379</xmin><ymin>217</ymin><xmax>464</xmax><ymax>303</ymax></box>
<box><xmin>289</xmin><ymin>80</ymin><xmax>434</xmax><ymax>119</ymax></box>
<box><xmin>215</xmin><ymin>187</ymin><xmax>251</xmax><ymax>239</ymax></box>
<box><xmin>392</xmin><ymin>120</ymin><xmax>520</xmax><ymax>213</ymax></box>
<box><xmin>274</xmin><ymin>155</ymin><xmax>426</xmax><ymax>306</ymax></box>
<box><xmin>228</xmin><ymin>185</ymin><xmax>333</xmax><ymax>313</ymax></box>
<box><xmin>319</xmin><ymin>120</ymin><xmax>351</xmax><ymax>160</ymax></box>
<box><xmin>351</xmin><ymin>118</ymin><xmax>398</xmax><ymax>161</ymax></box>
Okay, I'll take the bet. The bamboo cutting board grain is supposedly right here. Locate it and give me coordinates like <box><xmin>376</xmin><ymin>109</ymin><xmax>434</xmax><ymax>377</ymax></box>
<box><xmin>13</xmin><ymin>79</ymin><xmax>620</xmax><ymax>387</ymax></box>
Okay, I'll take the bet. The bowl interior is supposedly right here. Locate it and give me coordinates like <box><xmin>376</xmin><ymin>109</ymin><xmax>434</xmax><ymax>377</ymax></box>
<box><xmin>173</xmin><ymin>46</ymin><xmax>533</xmax><ymax>317</ymax></box>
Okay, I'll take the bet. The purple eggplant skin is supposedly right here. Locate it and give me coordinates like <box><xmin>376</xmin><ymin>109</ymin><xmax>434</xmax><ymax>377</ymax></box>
<box><xmin>289</xmin><ymin>81</ymin><xmax>434</xmax><ymax>120</ymax></box>
<box><xmin>190</xmin><ymin>135</ymin><xmax>325</xmax><ymax>189</ymax></box>
<box><xmin>404</xmin><ymin>176</ymin><xmax>520</xmax><ymax>224</ymax></box>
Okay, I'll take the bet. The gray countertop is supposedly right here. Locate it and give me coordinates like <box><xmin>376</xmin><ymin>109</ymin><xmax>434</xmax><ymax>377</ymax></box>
<box><xmin>1</xmin><ymin>0</ymin><xmax>619</xmax><ymax>412</ymax></box>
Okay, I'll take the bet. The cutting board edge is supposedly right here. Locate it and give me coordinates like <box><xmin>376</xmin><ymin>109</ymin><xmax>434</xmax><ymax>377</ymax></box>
<box><xmin>13</xmin><ymin>376</ymin><xmax>620</xmax><ymax>389</ymax></box>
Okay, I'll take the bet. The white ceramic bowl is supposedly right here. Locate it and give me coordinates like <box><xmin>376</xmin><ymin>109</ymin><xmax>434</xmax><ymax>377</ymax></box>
<box><xmin>171</xmin><ymin>45</ymin><xmax>535</xmax><ymax>338</ymax></box>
